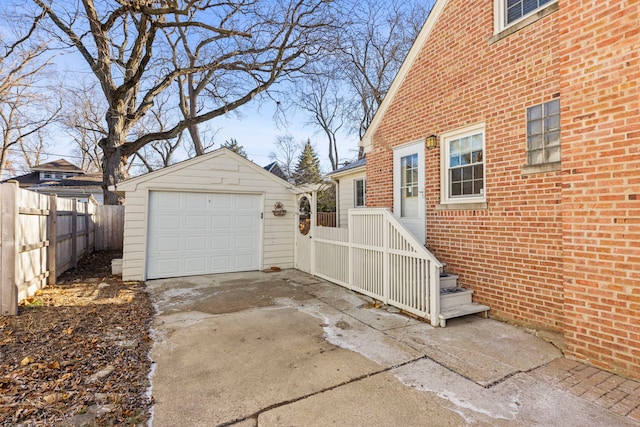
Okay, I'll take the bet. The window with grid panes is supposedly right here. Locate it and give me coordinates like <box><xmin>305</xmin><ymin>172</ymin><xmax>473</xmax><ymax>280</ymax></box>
<box><xmin>505</xmin><ymin>0</ymin><xmax>554</xmax><ymax>26</ymax></box>
<box><xmin>446</xmin><ymin>130</ymin><xmax>484</xmax><ymax>200</ymax></box>
<box><xmin>527</xmin><ymin>99</ymin><xmax>560</xmax><ymax>165</ymax></box>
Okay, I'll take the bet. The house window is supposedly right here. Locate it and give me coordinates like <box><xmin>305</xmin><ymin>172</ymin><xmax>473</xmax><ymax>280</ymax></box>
<box><xmin>505</xmin><ymin>0</ymin><xmax>554</xmax><ymax>25</ymax></box>
<box><xmin>493</xmin><ymin>0</ymin><xmax>557</xmax><ymax>37</ymax></box>
<box><xmin>354</xmin><ymin>178</ymin><xmax>366</xmax><ymax>208</ymax></box>
<box><xmin>441</xmin><ymin>124</ymin><xmax>485</xmax><ymax>204</ymax></box>
<box><xmin>527</xmin><ymin>99</ymin><xmax>560</xmax><ymax>165</ymax></box>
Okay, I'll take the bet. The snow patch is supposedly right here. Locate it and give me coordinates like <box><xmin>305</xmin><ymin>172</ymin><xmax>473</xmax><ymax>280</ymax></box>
<box><xmin>272</xmin><ymin>297</ymin><xmax>417</xmax><ymax>367</ymax></box>
<box><xmin>393</xmin><ymin>360</ymin><xmax>521</xmax><ymax>423</ymax></box>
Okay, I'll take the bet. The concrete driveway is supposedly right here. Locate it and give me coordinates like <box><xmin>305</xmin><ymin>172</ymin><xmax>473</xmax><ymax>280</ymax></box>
<box><xmin>146</xmin><ymin>270</ymin><xmax>639</xmax><ymax>427</ymax></box>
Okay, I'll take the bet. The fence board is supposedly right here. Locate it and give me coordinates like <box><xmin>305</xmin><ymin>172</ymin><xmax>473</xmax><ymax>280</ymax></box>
<box><xmin>0</xmin><ymin>183</ymin><xmax>125</xmax><ymax>315</ymax></box>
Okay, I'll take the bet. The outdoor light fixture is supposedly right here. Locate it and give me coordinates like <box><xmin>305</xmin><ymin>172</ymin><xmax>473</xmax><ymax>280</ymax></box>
<box><xmin>426</xmin><ymin>134</ymin><xmax>438</xmax><ymax>150</ymax></box>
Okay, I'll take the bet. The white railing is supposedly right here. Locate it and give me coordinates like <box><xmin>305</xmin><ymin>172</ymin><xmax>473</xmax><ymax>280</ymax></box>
<box><xmin>313</xmin><ymin>208</ymin><xmax>443</xmax><ymax>326</ymax></box>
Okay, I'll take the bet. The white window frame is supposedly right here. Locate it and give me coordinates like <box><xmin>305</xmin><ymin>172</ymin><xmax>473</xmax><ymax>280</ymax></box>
<box><xmin>493</xmin><ymin>0</ymin><xmax>558</xmax><ymax>34</ymax></box>
<box><xmin>440</xmin><ymin>123</ymin><xmax>486</xmax><ymax>205</ymax></box>
<box><xmin>354</xmin><ymin>178</ymin><xmax>366</xmax><ymax>208</ymax></box>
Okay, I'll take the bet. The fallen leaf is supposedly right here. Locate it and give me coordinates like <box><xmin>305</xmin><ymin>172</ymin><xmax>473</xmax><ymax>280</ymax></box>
<box><xmin>43</xmin><ymin>393</ymin><xmax>69</xmax><ymax>404</ymax></box>
<box><xmin>20</xmin><ymin>356</ymin><xmax>34</xmax><ymax>366</ymax></box>
<box><xmin>64</xmin><ymin>327</ymin><xmax>73</xmax><ymax>335</ymax></box>
<box><xmin>47</xmin><ymin>361</ymin><xmax>60</xmax><ymax>369</ymax></box>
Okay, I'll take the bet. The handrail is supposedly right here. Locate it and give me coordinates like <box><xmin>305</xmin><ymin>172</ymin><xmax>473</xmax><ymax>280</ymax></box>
<box><xmin>350</xmin><ymin>208</ymin><xmax>443</xmax><ymax>267</ymax></box>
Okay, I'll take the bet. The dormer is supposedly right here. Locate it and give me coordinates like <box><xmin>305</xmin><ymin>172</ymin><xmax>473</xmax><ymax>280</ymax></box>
<box><xmin>32</xmin><ymin>159</ymin><xmax>85</xmax><ymax>182</ymax></box>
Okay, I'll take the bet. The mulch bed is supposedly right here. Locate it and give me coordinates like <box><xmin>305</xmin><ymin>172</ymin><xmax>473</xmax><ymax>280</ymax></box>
<box><xmin>0</xmin><ymin>251</ymin><xmax>154</xmax><ymax>426</ymax></box>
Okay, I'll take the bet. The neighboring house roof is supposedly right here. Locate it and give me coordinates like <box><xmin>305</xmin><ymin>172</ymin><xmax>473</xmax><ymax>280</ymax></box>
<box><xmin>1</xmin><ymin>159</ymin><xmax>97</xmax><ymax>188</ymax></box>
<box><xmin>327</xmin><ymin>158</ymin><xmax>366</xmax><ymax>179</ymax></box>
<box><xmin>36</xmin><ymin>173</ymin><xmax>103</xmax><ymax>189</ymax></box>
<box><xmin>31</xmin><ymin>159</ymin><xmax>85</xmax><ymax>173</ymax></box>
<box><xmin>360</xmin><ymin>0</ymin><xmax>449</xmax><ymax>152</ymax></box>
<box><xmin>112</xmin><ymin>148</ymin><xmax>297</xmax><ymax>193</ymax></box>
<box><xmin>263</xmin><ymin>161</ymin><xmax>288</xmax><ymax>181</ymax></box>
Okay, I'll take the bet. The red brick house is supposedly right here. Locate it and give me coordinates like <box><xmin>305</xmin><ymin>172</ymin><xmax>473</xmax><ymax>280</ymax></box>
<box><xmin>361</xmin><ymin>0</ymin><xmax>639</xmax><ymax>379</ymax></box>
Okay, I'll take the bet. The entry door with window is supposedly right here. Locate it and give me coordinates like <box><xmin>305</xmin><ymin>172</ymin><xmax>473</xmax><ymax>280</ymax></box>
<box><xmin>393</xmin><ymin>141</ymin><xmax>425</xmax><ymax>244</ymax></box>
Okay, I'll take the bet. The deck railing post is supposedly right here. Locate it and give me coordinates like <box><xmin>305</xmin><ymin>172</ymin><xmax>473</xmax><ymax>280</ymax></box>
<box><xmin>382</xmin><ymin>212</ymin><xmax>389</xmax><ymax>305</ymax></box>
<box><xmin>429</xmin><ymin>262</ymin><xmax>440</xmax><ymax>326</ymax></box>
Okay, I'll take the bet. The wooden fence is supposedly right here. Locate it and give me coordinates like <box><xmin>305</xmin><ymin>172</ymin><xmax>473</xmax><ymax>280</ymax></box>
<box><xmin>316</xmin><ymin>212</ymin><xmax>337</xmax><ymax>227</ymax></box>
<box><xmin>0</xmin><ymin>182</ymin><xmax>124</xmax><ymax>315</ymax></box>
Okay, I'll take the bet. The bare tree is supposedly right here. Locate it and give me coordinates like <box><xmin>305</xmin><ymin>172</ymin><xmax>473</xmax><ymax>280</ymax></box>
<box><xmin>296</xmin><ymin>66</ymin><xmax>345</xmax><ymax>171</ymax></box>
<box><xmin>269</xmin><ymin>135</ymin><xmax>300</xmax><ymax>181</ymax></box>
<box><xmin>291</xmin><ymin>0</ymin><xmax>432</xmax><ymax>168</ymax></box>
<box><xmin>129</xmin><ymin>93</ymin><xmax>184</xmax><ymax>174</ymax></box>
<box><xmin>32</xmin><ymin>0</ymin><xmax>337</xmax><ymax>204</ymax></box>
<box><xmin>341</xmin><ymin>0</ymin><xmax>432</xmax><ymax>140</ymax></box>
<box><xmin>62</xmin><ymin>82</ymin><xmax>107</xmax><ymax>173</ymax></box>
<box><xmin>0</xmin><ymin>11</ymin><xmax>59</xmax><ymax>175</ymax></box>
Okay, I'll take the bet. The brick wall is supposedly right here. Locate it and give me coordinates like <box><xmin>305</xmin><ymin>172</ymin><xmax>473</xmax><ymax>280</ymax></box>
<box><xmin>368</xmin><ymin>0</ymin><xmax>565</xmax><ymax>329</ymax></box>
<box><xmin>558</xmin><ymin>0</ymin><xmax>640</xmax><ymax>379</ymax></box>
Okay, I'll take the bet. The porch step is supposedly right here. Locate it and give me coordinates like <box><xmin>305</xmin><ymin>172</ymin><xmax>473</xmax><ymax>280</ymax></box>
<box><xmin>438</xmin><ymin>303</ymin><xmax>490</xmax><ymax>327</ymax></box>
<box><xmin>440</xmin><ymin>287</ymin><xmax>473</xmax><ymax>308</ymax></box>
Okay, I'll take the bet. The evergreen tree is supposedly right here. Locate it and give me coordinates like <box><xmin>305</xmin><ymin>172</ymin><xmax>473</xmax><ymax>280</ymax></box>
<box><xmin>221</xmin><ymin>138</ymin><xmax>248</xmax><ymax>158</ymax></box>
<box><xmin>292</xmin><ymin>140</ymin><xmax>322</xmax><ymax>185</ymax></box>
<box><xmin>292</xmin><ymin>140</ymin><xmax>335</xmax><ymax>212</ymax></box>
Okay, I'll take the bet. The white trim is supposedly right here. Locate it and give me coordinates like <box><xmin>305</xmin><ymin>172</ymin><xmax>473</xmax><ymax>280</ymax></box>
<box><xmin>359</xmin><ymin>0</ymin><xmax>450</xmax><ymax>153</ymax></box>
<box><xmin>440</xmin><ymin>123</ymin><xmax>486</xmax><ymax>205</ymax></box>
<box><xmin>493</xmin><ymin>0</ymin><xmax>558</xmax><ymax>34</ymax></box>
<box><xmin>393</xmin><ymin>140</ymin><xmax>426</xmax><ymax>243</ymax></box>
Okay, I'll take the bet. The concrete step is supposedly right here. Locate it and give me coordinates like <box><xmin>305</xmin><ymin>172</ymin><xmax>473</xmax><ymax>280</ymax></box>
<box><xmin>440</xmin><ymin>287</ymin><xmax>473</xmax><ymax>308</ymax></box>
<box><xmin>440</xmin><ymin>274</ymin><xmax>458</xmax><ymax>289</ymax></box>
<box><xmin>438</xmin><ymin>303</ymin><xmax>491</xmax><ymax>327</ymax></box>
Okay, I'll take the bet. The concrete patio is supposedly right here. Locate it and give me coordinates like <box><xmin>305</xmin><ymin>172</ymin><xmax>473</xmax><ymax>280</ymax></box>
<box><xmin>146</xmin><ymin>270</ymin><xmax>640</xmax><ymax>427</ymax></box>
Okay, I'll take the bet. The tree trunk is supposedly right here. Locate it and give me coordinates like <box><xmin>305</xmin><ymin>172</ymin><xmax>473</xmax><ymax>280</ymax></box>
<box><xmin>187</xmin><ymin>124</ymin><xmax>205</xmax><ymax>156</ymax></box>
<box><xmin>100</xmin><ymin>113</ymin><xmax>131</xmax><ymax>205</ymax></box>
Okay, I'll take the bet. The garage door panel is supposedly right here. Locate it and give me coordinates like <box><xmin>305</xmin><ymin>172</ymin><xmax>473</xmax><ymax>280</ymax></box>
<box><xmin>185</xmin><ymin>214</ymin><xmax>207</xmax><ymax>229</ymax></box>
<box><xmin>185</xmin><ymin>257</ymin><xmax>207</xmax><ymax>273</ymax></box>
<box><xmin>154</xmin><ymin>192</ymin><xmax>180</xmax><ymax>208</ymax></box>
<box><xmin>154</xmin><ymin>236</ymin><xmax>181</xmax><ymax>252</ymax></box>
<box><xmin>147</xmin><ymin>191</ymin><xmax>261</xmax><ymax>279</ymax></box>
<box><xmin>235</xmin><ymin>235</ymin><xmax>257</xmax><ymax>249</ymax></box>
<box><xmin>185</xmin><ymin>235</ymin><xmax>207</xmax><ymax>251</ymax></box>
<box><xmin>212</xmin><ymin>235</ymin><xmax>232</xmax><ymax>250</ymax></box>
<box><xmin>156</xmin><ymin>214</ymin><xmax>182</xmax><ymax>230</ymax></box>
<box><xmin>212</xmin><ymin>193</ymin><xmax>232</xmax><ymax>209</ymax></box>
<box><xmin>235</xmin><ymin>194</ymin><xmax>258</xmax><ymax>209</ymax></box>
<box><xmin>185</xmin><ymin>192</ymin><xmax>209</xmax><ymax>209</ymax></box>
<box><xmin>149</xmin><ymin>258</ymin><xmax>180</xmax><ymax>277</ymax></box>
<box><xmin>212</xmin><ymin>215</ymin><xmax>232</xmax><ymax>229</ymax></box>
<box><xmin>211</xmin><ymin>255</ymin><xmax>232</xmax><ymax>271</ymax></box>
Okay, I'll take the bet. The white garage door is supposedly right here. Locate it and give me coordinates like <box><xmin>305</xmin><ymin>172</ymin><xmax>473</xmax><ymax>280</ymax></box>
<box><xmin>146</xmin><ymin>191</ymin><xmax>262</xmax><ymax>279</ymax></box>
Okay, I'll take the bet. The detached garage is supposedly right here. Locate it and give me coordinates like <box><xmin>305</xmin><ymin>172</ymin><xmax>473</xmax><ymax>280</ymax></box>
<box><xmin>112</xmin><ymin>148</ymin><xmax>297</xmax><ymax>281</ymax></box>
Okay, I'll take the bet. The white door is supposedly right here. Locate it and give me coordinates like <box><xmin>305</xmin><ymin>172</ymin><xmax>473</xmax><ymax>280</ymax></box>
<box><xmin>393</xmin><ymin>141</ymin><xmax>426</xmax><ymax>244</ymax></box>
<box><xmin>146</xmin><ymin>191</ymin><xmax>262</xmax><ymax>279</ymax></box>
<box><xmin>295</xmin><ymin>194</ymin><xmax>314</xmax><ymax>274</ymax></box>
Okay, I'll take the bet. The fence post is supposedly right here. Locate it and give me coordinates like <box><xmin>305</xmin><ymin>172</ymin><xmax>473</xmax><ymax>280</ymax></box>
<box><xmin>0</xmin><ymin>182</ymin><xmax>19</xmax><ymax>315</ymax></box>
<box><xmin>48</xmin><ymin>194</ymin><xmax>57</xmax><ymax>285</ymax></box>
<box><xmin>84</xmin><ymin>202</ymin><xmax>90</xmax><ymax>256</ymax></box>
<box><xmin>71</xmin><ymin>199</ymin><xmax>78</xmax><ymax>269</ymax></box>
